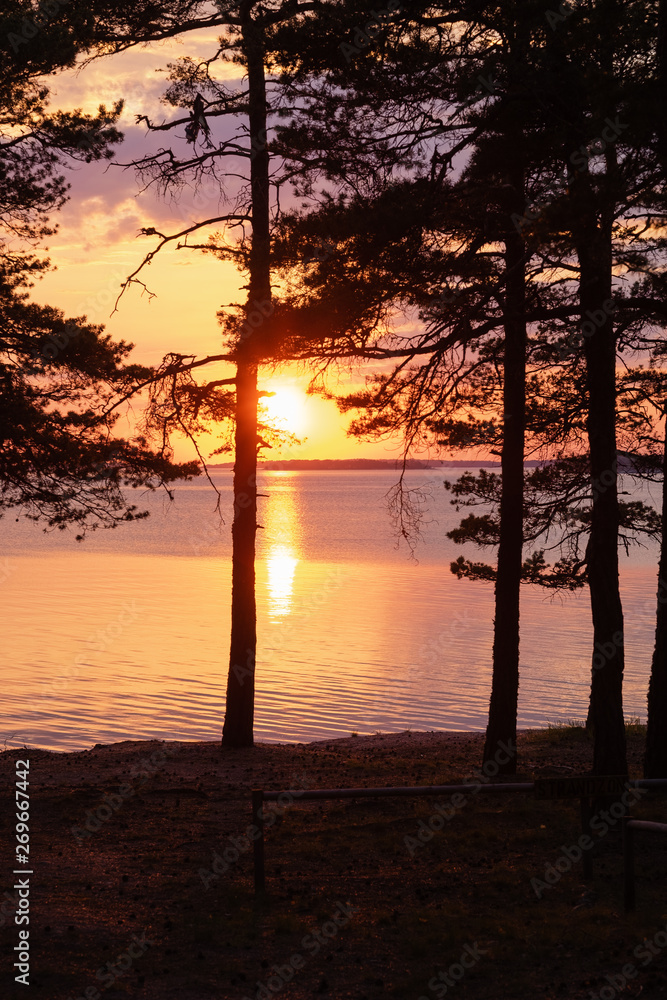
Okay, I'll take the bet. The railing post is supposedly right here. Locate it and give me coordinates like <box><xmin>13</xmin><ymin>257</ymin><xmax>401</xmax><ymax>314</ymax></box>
<box><xmin>623</xmin><ymin>817</ymin><xmax>635</xmax><ymax>913</ymax></box>
<box><xmin>580</xmin><ymin>797</ymin><xmax>594</xmax><ymax>878</ymax></box>
<box><xmin>252</xmin><ymin>789</ymin><xmax>265</xmax><ymax>895</ymax></box>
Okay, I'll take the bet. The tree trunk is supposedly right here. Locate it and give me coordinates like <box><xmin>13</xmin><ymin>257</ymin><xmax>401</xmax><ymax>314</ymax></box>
<box><xmin>567</xmin><ymin>0</ymin><xmax>626</xmax><ymax>775</ymax></box>
<box><xmin>222</xmin><ymin>11</ymin><xmax>271</xmax><ymax>748</ymax></box>
<box><xmin>645</xmin><ymin>410</ymin><xmax>667</xmax><ymax>776</ymax></box>
<box><xmin>644</xmin><ymin>0</ymin><xmax>667</xmax><ymax>778</ymax></box>
<box><xmin>578</xmin><ymin>228</ymin><xmax>627</xmax><ymax>775</ymax></box>
<box><xmin>483</xmin><ymin>193</ymin><xmax>526</xmax><ymax>776</ymax></box>
<box><xmin>222</xmin><ymin>359</ymin><xmax>259</xmax><ymax>747</ymax></box>
<box><xmin>658</xmin><ymin>0</ymin><xmax>667</xmax><ymax>173</ymax></box>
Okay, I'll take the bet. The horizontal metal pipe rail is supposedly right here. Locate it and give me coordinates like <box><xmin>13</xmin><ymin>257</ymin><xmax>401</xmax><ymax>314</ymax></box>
<box><xmin>259</xmin><ymin>779</ymin><xmax>667</xmax><ymax>805</ymax></box>
<box><xmin>262</xmin><ymin>782</ymin><xmax>534</xmax><ymax>801</ymax></box>
<box><xmin>623</xmin><ymin>818</ymin><xmax>667</xmax><ymax>912</ymax></box>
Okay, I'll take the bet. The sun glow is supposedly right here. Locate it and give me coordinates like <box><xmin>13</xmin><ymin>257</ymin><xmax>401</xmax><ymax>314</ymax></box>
<box><xmin>261</xmin><ymin>386</ymin><xmax>308</xmax><ymax>437</ymax></box>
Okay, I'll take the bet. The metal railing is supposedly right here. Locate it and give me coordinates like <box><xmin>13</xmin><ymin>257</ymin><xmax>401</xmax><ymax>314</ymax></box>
<box><xmin>251</xmin><ymin>776</ymin><xmax>667</xmax><ymax>894</ymax></box>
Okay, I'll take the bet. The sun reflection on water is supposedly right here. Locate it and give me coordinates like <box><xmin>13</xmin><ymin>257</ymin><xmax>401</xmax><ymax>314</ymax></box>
<box><xmin>266</xmin><ymin>545</ymin><xmax>299</xmax><ymax>619</ymax></box>
<box><xmin>261</xmin><ymin>473</ymin><xmax>301</xmax><ymax>619</ymax></box>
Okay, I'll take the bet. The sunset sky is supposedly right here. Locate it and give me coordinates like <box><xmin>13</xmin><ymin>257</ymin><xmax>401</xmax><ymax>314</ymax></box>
<box><xmin>35</xmin><ymin>32</ymin><xmax>412</xmax><ymax>465</ymax></box>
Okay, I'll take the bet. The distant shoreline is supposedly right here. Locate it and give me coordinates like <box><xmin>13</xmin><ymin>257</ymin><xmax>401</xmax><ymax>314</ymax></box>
<box><xmin>207</xmin><ymin>458</ymin><xmax>546</xmax><ymax>470</ymax></box>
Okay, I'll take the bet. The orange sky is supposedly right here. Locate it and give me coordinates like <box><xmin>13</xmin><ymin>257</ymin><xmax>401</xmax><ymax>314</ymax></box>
<box><xmin>34</xmin><ymin>35</ymin><xmax>413</xmax><ymax>465</ymax></box>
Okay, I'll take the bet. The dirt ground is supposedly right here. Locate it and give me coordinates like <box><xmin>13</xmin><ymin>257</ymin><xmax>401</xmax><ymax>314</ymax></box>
<box><xmin>1</xmin><ymin>727</ymin><xmax>666</xmax><ymax>1000</ymax></box>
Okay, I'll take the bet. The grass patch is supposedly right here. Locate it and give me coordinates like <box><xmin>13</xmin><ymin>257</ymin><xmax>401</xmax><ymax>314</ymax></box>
<box><xmin>625</xmin><ymin>716</ymin><xmax>646</xmax><ymax>737</ymax></box>
<box><xmin>547</xmin><ymin>718</ymin><xmax>589</xmax><ymax>737</ymax></box>
<box><xmin>527</xmin><ymin>717</ymin><xmax>646</xmax><ymax>748</ymax></box>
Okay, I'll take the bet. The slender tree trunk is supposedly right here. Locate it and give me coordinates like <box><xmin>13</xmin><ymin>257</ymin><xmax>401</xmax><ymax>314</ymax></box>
<box><xmin>222</xmin><ymin>11</ymin><xmax>271</xmax><ymax>747</ymax></box>
<box><xmin>644</xmin><ymin>0</ymin><xmax>667</xmax><ymax>777</ymax></box>
<box><xmin>223</xmin><ymin>359</ymin><xmax>259</xmax><ymax>747</ymax></box>
<box><xmin>658</xmin><ymin>0</ymin><xmax>667</xmax><ymax>172</ymax></box>
<box><xmin>645</xmin><ymin>410</ymin><xmax>667</xmax><ymax>776</ymax></box>
<box><xmin>568</xmin><ymin>0</ymin><xmax>627</xmax><ymax>773</ymax></box>
<box><xmin>483</xmin><ymin>180</ymin><xmax>526</xmax><ymax>775</ymax></box>
<box><xmin>576</xmin><ymin>221</ymin><xmax>627</xmax><ymax>775</ymax></box>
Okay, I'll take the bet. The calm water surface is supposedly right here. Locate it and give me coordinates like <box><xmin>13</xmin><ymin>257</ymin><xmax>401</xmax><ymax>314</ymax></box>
<box><xmin>0</xmin><ymin>469</ymin><xmax>661</xmax><ymax>750</ymax></box>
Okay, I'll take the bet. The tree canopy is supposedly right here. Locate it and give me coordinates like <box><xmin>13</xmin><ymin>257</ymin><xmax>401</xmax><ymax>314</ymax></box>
<box><xmin>0</xmin><ymin>2</ymin><xmax>199</xmax><ymax>535</ymax></box>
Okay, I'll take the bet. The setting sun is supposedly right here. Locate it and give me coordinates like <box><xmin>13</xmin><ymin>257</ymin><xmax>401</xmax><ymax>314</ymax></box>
<box><xmin>260</xmin><ymin>386</ymin><xmax>308</xmax><ymax>437</ymax></box>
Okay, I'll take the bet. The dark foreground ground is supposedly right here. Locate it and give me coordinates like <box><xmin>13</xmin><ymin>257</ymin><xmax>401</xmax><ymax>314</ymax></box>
<box><xmin>1</xmin><ymin>726</ymin><xmax>666</xmax><ymax>1000</ymax></box>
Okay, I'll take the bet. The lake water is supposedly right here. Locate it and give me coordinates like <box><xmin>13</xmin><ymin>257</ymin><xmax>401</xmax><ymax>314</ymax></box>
<box><xmin>0</xmin><ymin>468</ymin><xmax>661</xmax><ymax>751</ymax></box>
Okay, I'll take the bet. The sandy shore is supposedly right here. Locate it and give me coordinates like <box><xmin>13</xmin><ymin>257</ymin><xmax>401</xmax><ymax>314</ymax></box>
<box><xmin>0</xmin><ymin>724</ymin><xmax>645</xmax><ymax>785</ymax></box>
<box><xmin>0</xmin><ymin>728</ymin><xmax>653</xmax><ymax>1000</ymax></box>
